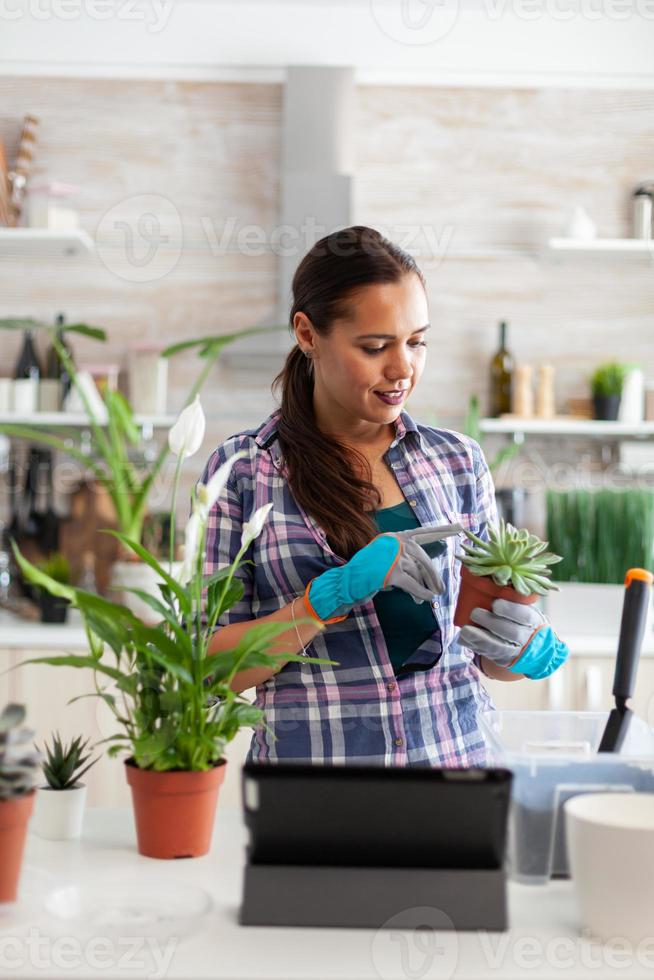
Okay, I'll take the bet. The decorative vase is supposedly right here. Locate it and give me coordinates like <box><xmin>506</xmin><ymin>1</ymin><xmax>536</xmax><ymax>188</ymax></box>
<box><xmin>33</xmin><ymin>784</ymin><xmax>87</xmax><ymax>840</ymax></box>
<box><xmin>125</xmin><ymin>759</ymin><xmax>226</xmax><ymax>859</ymax></box>
<box><xmin>593</xmin><ymin>394</ymin><xmax>621</xmax><ymax>421</ymax></box>
<box><xmin>0</xmin><ymin>791</ymin><xmax>35</xmax><ymax>903</ymax></box>
<box><xmin>454</xmin><ymin>564</ymin><xmax>539</xmax><ymax>629</ymax></box>
<box><xmin>109</xmin><ymin>559</ymin><xmax>183</xmax><ymax>623</ymax></box>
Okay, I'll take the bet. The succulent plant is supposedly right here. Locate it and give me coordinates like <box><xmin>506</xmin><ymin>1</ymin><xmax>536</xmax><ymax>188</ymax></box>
<box><xmin>37</xmin><ymin>732</ymin><xmax>99</xmax><ymax>790</ymax></box>
<box><xmin>458</xmin><ymin>518</ymin><xmax>563</xmax><ymax>596</ymax></box>
<box><xmin>0</xmin><ymin>704</ymin><xmax>42</xmax><ymax>800</ymax></box>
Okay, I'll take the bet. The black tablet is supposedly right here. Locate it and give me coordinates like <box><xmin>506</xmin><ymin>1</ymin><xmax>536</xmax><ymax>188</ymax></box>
<box><xmin>241</xmin><ymin>763</ymin><xmax>512</xmax><ymax>870</ymax></box>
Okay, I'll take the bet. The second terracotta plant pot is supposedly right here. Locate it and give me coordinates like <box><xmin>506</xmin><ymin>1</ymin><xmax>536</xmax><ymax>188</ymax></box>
<box><xmin>454</xmin><ymin>564</ymin><xmax>539</xmax><ymax>628</ymax></box>
<box><xmin>0</xmin><ymin>791</ymin><xmax>35</xmax><ymax>903</ymax></box>
<box><xmin>125</xmin><ymin>759</ymin><xmax>226</xmax><ymax>859</ymax></box>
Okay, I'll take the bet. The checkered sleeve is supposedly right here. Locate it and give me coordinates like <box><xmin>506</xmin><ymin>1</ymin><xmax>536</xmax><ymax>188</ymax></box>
<box><xmin>200</xmin><ymin>443</ymin><xmax>255</xmax><ymax>628</ymax></box>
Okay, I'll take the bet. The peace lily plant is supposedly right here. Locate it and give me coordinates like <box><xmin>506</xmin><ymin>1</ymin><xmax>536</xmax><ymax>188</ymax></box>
<box><xmin>12</xmin><ymin>398</ymin><xmax>335</xmax><ymax>859</ymax></box>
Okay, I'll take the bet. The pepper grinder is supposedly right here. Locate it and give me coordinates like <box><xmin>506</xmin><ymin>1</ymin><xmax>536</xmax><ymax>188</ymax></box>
<box><xmin>512</xmin><ymin>364</ymin><xmax>534</xmax><ymax>418</ymax></box>
<box><xmin>536</xmin><ymin>364</ymin><xmax>556</xmax><ymax>419</ymax></box>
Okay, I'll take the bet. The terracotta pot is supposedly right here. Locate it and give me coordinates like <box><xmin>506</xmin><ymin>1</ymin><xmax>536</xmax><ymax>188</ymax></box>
<box><xmin>125</xmin><ymin>759</ymin><xmax>226</xmax><ymax>859</ymax></box>
<box><xmin>0</xmin><ymin>791</ymin><xmax>35</xmax><ymax>903</ymax></box>
<box><xmin>454</xmin><ymin>564</ymin><xmax>539</xmax><ymax>628</ymax></box>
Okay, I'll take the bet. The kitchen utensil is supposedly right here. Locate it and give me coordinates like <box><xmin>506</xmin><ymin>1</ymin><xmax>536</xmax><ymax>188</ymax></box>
<box><xmin>598</xmin><ymin>567</ymin><xmax>654</xmax><ymax>753</ymax></box>
<box><xmin>565</xmin><ymin>792</ymin><xmax>654</xmax><ymax>944</ymax></box>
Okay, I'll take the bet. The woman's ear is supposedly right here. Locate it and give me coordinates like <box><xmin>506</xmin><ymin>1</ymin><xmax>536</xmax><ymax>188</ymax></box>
<box><xmin>293</xmin><ymin>311</ymin><xmax>316</xmax><ymax>355</ymax></box>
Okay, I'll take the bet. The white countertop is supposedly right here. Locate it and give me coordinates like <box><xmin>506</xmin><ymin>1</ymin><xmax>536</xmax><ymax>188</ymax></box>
<box><xmin>1</xmin><ymin>608</ymin><xmax>652</xmax><ymax>658</ymax></box>
<box><xmin>2</xmin><ymin>805</ymin><xmax>651</xmax><ymax>979</ymax></box>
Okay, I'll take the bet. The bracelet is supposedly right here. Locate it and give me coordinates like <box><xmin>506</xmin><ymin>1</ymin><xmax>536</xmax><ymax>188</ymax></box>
<box><xmin>291</xmin><ymin>595</ymin><xmax>309</xmax><ymax>659</ymax></box>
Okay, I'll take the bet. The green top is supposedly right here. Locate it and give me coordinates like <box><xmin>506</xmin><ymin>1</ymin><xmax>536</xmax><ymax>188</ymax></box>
<box><xmin>371</xmin><ymin>500</ymin><xmax>439</xmax><ymax>675</ymax></box>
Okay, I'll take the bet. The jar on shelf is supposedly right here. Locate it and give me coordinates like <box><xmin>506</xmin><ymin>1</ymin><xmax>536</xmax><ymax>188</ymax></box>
<box><xmin>127</xmin><ymin>344</ymin><xmax>168</xmax><ymax>416</ymax></box>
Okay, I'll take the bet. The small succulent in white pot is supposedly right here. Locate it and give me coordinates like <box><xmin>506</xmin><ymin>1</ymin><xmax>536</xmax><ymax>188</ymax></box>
<box><xmin>33</xmin><ymin>733</ymin><xmax>99</xmax><ymax>841</ymax></box>
<box><xmin>0</xmin><ymin>704</ymin><xmax>42</xmax><ymax>903</ymax></box>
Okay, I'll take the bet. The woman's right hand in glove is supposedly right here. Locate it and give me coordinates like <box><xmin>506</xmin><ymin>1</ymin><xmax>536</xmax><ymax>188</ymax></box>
<box><xmin>303</xmin><ymin>524</ymin><xmax>463</xmax><ymax>624</ymax></box>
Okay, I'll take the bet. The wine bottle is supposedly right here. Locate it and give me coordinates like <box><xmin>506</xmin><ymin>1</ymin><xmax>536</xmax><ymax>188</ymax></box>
<box><xmin>489</xmin><ymin>320</ymin><xmax>514</xmax><ymax>417</ymax></box>
<box><xmin>13</xmin><ymin>329</ymin><xmax>42</xmax><ymax>414</ymax></box>
<box><xmin>44</xmin><ymin>312</ymin><xmax>74</xmax><ymax>406</ymax></box>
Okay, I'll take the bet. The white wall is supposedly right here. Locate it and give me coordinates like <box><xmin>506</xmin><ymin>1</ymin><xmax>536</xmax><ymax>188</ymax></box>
<box><xmin>1</xmin><ymin>0</ymin><xmax>654</xmax><ymax>88</ymax></box>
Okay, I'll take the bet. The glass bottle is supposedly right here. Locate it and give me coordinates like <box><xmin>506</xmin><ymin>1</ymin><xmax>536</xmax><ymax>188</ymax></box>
<box><xmin>489</xmin><ymin>320</ymin><xmax>514</xmax><ymax>417</ymax></box>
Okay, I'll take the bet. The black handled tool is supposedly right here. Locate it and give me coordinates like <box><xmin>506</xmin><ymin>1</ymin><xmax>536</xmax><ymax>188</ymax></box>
<box><xmin>598</xmin><ymin>567</ymin><xmax>653</xmax><ymax>753</ymax></box>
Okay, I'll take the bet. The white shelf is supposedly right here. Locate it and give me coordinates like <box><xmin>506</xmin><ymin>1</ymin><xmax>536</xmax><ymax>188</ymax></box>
<box><xmin>547</xmin><ymin>237</ymin><xmax>654</xmax><ymax>259</ymax></box>
<box><xmin>480</xmin><ymin>417</ymin><xmax>654</xmax><ymax>438</ymax></box>
<box><xmin>0</xmin><ymin>411</ymin><xmax>176</xmax><ymax>428</ymax></box>
<box><xmin>0</xmin><ymin>227</ymin><xmax>94</xmax><ymax>257</ymax></box>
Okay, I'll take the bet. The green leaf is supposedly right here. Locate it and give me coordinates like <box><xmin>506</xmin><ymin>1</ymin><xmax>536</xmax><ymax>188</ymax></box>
<box><xmin>104</xmin><ymin>530</ymin><xmax>191</xmax><ymax>615</ymax></box>
<box><xmin>61</xmin><ymin>323</ymin><xmax>107</xmax><ymax>341</ymax></box>
<box><xmin>75</xmin><ymin>591</ymin><xmax>138</xmax><ymax>655</ymax></box>
<box><xmin>161</xmin><ymin>324</ymin><xmax>283</xmax><ymax>359</ymax></box>
<box><xmin>106</xmin><ymin>389</ymin><xmax>139</xmax><ymax>444</ymax></box>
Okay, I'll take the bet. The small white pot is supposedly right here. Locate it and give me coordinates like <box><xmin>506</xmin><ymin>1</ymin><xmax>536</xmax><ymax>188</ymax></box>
<box><xmin>565</xmin><ymin>792</ymin><xmax>654</xmax><ymax>944</ymax></box>
<box><xmin>33</xmin><ymin>784</ymin><xmax>87</xmax><ymax>841</ymax></box>
<box><xmin>110</xmin><ymin>559</ymin><xmax>183</xmax><ymax>623</ymax></box>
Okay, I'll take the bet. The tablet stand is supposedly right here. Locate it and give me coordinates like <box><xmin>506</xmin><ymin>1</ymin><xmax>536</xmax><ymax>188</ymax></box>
<box><xmin>240</xmin><ymin>862</ymin><xmax>507</xmax><ymax>930</ymax></box>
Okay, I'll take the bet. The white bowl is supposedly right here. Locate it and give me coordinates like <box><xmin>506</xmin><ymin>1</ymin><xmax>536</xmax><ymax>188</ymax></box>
<box><xmin>565</xmin><ymin>792</ymin><xmax>654</xmax><ymax>944</ymax></box>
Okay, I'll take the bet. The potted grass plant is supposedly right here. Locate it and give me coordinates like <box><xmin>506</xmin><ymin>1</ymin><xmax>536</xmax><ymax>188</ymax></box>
<box><xmin>590</xmin><ymin>362</ymin><xmax>628</xmax><ymax>421</ymax></box>
<box><xmin>454</xmin><ymin>518</ymin><xmax>563</xmax><ymax>628</ymax></box>
<box><xmin>34</xmin><ymin>554</ymin><xmax>72</xmax><ymax>623</ymax></box>
<box><xmin>12</xmin><ymin>431</ymin><xmax>335</xmax><ymax>860</ymax></box>
<box><xmin>32</xmin><ymin>733</ymin><xmax>99</xmax><ymax>841</ymax></box>
<box><xmin>0</xmin><ymin>704</ymin><xmax>41</xmax><ymax>903</ymax></box>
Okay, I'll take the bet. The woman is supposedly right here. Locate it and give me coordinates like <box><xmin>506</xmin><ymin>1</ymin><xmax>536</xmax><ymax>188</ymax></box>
<box><xmin>201</xmin><ymin>226</ymin><xmax>569</xmax><ymax>766</ymax></box>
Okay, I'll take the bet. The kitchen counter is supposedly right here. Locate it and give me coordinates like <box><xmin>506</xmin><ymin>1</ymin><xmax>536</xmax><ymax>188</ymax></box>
<box><xmin>3</xmin><ymin>806</ymin><xmax>653</xmax><ymax>979</ymax></box>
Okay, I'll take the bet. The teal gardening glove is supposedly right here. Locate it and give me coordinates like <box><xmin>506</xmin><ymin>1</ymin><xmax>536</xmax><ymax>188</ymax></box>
<box><xmin>458</xmin><ymin>598</ymin><xmax>569</xmax><ymax>679</ymax></box>
<box><xmin>303</xmin><ymin>525</ymin><xmax>463</xmax><ymax>624</ymax></box>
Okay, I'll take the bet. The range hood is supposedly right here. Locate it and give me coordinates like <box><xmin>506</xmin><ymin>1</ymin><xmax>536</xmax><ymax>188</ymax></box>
<box><xmin>222</xmin><ymin>65</ymin><xmax>355</xmax><ymax>370</ymax></box>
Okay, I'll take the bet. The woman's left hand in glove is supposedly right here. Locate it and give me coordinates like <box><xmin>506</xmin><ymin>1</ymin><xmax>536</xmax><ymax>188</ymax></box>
<box><xmin>457</xmin><ymin>599</ymin><xmax>570</xmax><ymax>679</ymax></box>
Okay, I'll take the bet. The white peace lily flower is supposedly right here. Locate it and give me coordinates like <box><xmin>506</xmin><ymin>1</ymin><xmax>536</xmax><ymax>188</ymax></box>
<box><xmin>241</xmin><ymin>503</ymin><xmax>273</xmax><ymax>550</ymax></box>
<box><xmin>197</xmin><ymin>451</ymin><xmax>246</xmax><ymax>520</ymax></box>
<box><xmin>179</xmin><ymin>511</ymin><xmax>201</xmax><ymax>585</ymax></box>
<box><xmin>168</xmin><ymin>395</ymin><xmax>206</xmax><ymax>459</ymax></box>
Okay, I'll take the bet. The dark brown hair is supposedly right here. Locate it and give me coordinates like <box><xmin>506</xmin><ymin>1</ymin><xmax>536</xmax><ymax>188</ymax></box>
<box><xmin>271</xmin><ymin>225</ymin><xmax>426</xmax><ymax>559</ymax></box>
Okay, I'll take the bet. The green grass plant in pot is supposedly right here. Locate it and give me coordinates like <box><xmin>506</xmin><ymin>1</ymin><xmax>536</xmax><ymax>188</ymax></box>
<box><xmin>35</xmin><ymin>554</ymin><xmax>72</xmax><ymax>623</ymax></box>
<box><xmin>590</xmin><ymin>362</ymin><xmax>629</xmax><ymax>421</ymax></box>
<box><xmin>454</xmin><ymin>518</ymin><xmax>562</xmax><ymax>628</ymax></box>
<box><xmin>12</xmin><ymin>431</ymin><xmax>336</xmax><ymax>860</ymax></box>
<box><xmin>0</xmin><ymin>704</ymin><xmax>41</xmax><ymax>902</ymax></box>
<box><xmin>32</xmin><ymin>733</ymin><xmax>99</xmax><ymax>841</ymax></box>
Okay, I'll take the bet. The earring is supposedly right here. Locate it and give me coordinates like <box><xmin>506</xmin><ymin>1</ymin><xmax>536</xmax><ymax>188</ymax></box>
<box><xmin>303</xmin><ymin>350</ymin><xmax>313</xmax><ymax>359</ymax></box>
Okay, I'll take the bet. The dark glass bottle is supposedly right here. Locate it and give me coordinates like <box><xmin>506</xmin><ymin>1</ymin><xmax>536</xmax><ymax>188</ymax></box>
<box><xmin>489</xmin><ymin>320</ymin><xmax>514</xmax><ymax>417</ymax></box>
<box><xmin>13</xmin><ymin>329</ymin><xmax>42</xmax><ymax>381</ymax></box>
<box><xmin>44</xmin><ymin>312</ymin><xmax>74</xmax><ymax>405</ymax></box>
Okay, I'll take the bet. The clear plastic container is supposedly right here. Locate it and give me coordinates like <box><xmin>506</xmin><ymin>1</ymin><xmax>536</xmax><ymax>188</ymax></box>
<box><xmin>480</xmin><ymin>710</ymin><xmax>654</xmax><ymax>885</ymax></box>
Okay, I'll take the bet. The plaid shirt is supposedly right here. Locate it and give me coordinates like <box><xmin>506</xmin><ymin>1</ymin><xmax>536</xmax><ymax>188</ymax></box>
<box><xmin>201</xmin><ymin>409</ymin><xmax>498</xmax><ymax>767</ymax></box>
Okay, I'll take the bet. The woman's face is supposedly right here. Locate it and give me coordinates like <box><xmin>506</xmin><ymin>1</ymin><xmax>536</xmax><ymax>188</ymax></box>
<box><xmin>296</xmin><ymin>273</ymin><xmax>429</xmax><ymax>439</ymax></box>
